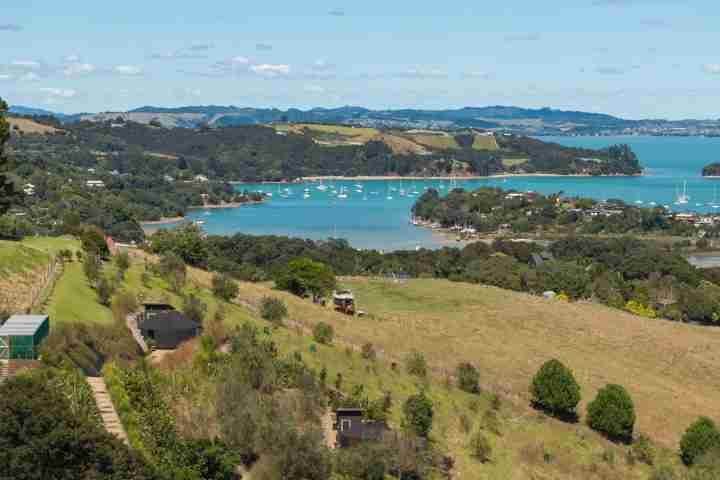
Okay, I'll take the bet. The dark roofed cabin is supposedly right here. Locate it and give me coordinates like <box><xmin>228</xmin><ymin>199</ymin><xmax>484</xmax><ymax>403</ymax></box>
<box><xmin>138</xmin><ymin>303</ymin><xmax>201</xmax><ymax>350</ymax></box>
<box><xmin>334</xmin><ymin>408</ymin><xmax>387</xmax><ymax>448</ymax></box>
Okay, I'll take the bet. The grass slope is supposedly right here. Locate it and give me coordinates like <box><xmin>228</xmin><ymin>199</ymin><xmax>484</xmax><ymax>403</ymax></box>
<box><xmin>0</xmin><ymin>240</ymin><xmax>54</xmax><ymax>312</ymax></box>
<box><xmin>34</xmin><ymin>243</ymin><xmax>698</xmax><ymax>478</ymax></box>
<box><xmin>8</xmin><ymin>116</ymin><xmax>61</xmax><ymax>135</ymax></box>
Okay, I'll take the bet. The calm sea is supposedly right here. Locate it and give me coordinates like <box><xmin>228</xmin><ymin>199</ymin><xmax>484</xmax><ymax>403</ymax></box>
<box><xmin>163</xmin><ymin>136</ymin><xmax>720</xmax><ymax>250</ymax></box>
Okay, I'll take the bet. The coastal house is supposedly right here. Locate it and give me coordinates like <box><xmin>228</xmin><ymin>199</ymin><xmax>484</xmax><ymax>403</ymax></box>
<box><xmin>333</xmin><ymin>408</ymin><xmax>387</xmax><ymax>448</ymax></box>
<box><xmin>137</xmin><ymin>303</ymin><xmax>202</xmax><ymax>350</ymax></box>
<box><xmin>23</xmin><ymin>183</ymin><xmax>35</xmax><ymax>196</ymax></box>
<box><xmin>194</xmin><ymin>174</ymin><xmax>209</xmax><ymax>183</ymax></box>
<box><xmin>85</xmin><ymin>180</ymin><xmax>106</xmax><ymax>188</ymax></box>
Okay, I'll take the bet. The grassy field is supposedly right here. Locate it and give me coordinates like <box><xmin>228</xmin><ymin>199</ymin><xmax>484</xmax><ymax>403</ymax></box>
<box><xmin>8</xmin><ymin>116</ymin><xmax>61</xmax><ymax>135</ymax></box>
<box><xmin>274</xmin><ymin>123</ymin><xmax>380</xmax><ymax>143</ymax></box>
<box><xmin>0</xmin><ymin>240</ymin><xmax>51</xmax><ymax>276</ymax></box>
<box><xmin>472</xmin><ymin>134</ymin><xmax>499</xmax><ymax>151</ymax></box>
<box><xmin>502</xmin><ymin>158</ymin><xmax>529</xmax><ymax>167</ymax></box>
<box><xmin>19</xmin><ymin>239</ymin><xmax>701</xmax><ymax>478</ymax></box>
<box><xmin>0</xmin><ymin>240</ymin><xmax>55</xmax><ymax>312</ymax></box>
<box><xmin>406</xmin><ymin>133</ymin><xmax>461</xmax><ymax>150</ymax></box>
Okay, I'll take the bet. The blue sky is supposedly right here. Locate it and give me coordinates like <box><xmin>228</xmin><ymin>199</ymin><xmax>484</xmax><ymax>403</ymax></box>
<box><xmin>1</xmin><ymin>0</ymin><xmax>719</xmax><ymax>118</ymax></box>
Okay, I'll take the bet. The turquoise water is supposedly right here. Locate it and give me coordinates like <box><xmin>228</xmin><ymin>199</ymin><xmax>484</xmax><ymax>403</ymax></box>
<box><xmin>172</xmin><ymin>136</ymin><xmax>720</xmax><ymax>250</ymax></box>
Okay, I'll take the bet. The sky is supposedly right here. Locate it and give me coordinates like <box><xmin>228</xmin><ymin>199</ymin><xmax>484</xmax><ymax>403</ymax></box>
<box><xmin>1</xmin><ymin>0</ymin><xmax>719</xmax><ymax>119</ymax></box>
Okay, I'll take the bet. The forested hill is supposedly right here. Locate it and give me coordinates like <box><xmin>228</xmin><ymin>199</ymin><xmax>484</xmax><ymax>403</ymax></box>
<box><xmin>8</xmin><ymin>118</ymin><xmax>641</xmax><ymax>182</ymax></box>
<box><xmin>702</xmin><ymin>163</ymin><xmax>720</xmax><ymax>176</ymax></box>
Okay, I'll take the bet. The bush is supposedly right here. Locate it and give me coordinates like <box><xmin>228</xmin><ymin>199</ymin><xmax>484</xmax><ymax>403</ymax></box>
<box><xmin>260</xmin><ymin>297</ymin><xmax>288</xmax><ymax>325</ymax></box>
<box><xmin>111</xmin><ymin>290</ymin><xmax>139</xmax><ymax>323</ymax></box>
<box><xmin>211</xmin><ymin>273</ymin><xmax>239</xmax><ymax>302</ymax></box>
<box><xmin>624</xmin><ymin>300</ymin><xmax>657</xmax><ymax>318</ymax></box>
<box><xmin>313</xmin><ymin>322</ymin><xmax>334</xmax><ymax>345</ymax></box>
<box><xmin>405</xmin><ymin>350</ymin><xmax>428</xmax><ymax>378</ymax></box>
<box><xmin>115</xmin><ymin>251</ymin><xmax>130</xmax><ymax>277</ymax></box>
<box><xmin>182</xmin><ymin>295</ymin><xmax>207</xmax><ymax>325</ymax></box>
<box><xmin>96</xmin><ymin>277</ymin><xmax>115</xmax><ymax>306</ymax></box>
<box><xmin>403</xmin><ymin>391</ymin><xmax>434</xmax><ymax>438</ymax></box>
<box><xmin>587</xmin><ymin>384</ymin><xmax>635</xmax><ymax>442</ymax></box>
<box><xmin>275</xmin><ymin>258</ymin><xmax>336</xmax><ymax>300</ymax></box>
<box><xmin>630</xmin><ymin>433</ymin><xmax>656</xmax><ymax>466</ymax></box>
<box><xmin>456</xmin><ymin>362</ymin><xmax>480</xmax><ymax>394</ymax></box>
<box><xmin>360</xmin><ymin>342</ymin><xmax>376</xmax><ymax>361</ymax></box>
<box><xmin>530</xmin><ymin>359</ymin><xmax>581</xmax><ymax>419</ymax></box>
<box><xmin>680</xmin><ymin>417</ymin><xmax>720</xmax><ymax>466</ymax></box>
<box><xmin>469</xmin><ymin>431</ymin><xmax>492</xmax><ymax>463</ymax></box>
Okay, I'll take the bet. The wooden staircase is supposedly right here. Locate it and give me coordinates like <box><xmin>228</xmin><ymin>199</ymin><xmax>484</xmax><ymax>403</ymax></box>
<box><xmin>0</xmin><ymin>360</ymin><xmax>8</xmax><ymax>383</ymax></box>
<box><xmin>87</xmin><ymin>376</ymin><xmax>128</xmax><ymax>444</ymax></box>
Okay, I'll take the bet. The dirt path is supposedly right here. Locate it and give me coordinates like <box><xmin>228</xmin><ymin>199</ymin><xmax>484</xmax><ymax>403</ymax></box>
<box><xmin>87</xmin><ymin>376</ymin><xmax>128</xmax><ymax>444</ymax></box>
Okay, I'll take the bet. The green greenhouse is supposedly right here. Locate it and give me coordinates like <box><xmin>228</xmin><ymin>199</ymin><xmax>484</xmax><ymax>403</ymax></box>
<box><xmin>0</xmin><ymin>315</ymin><xmax>49</xmax><ymax>360</ymax></box>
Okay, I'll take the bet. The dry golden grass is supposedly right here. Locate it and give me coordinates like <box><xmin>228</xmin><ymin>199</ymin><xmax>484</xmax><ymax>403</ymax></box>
<box><xmin>273</xmin><ymin>123</ymin><xmax>379</xmax><ymax>143</ymax></box>
<box><xmin>503</xmin><ymin>158</ymin><xmax>529</xmax><ymax>167</ymax></box>
<box><xmin>372</xmin><ymin>133</ymin><xmax>430</xmax><ymax>155</ymax></box>
<box><xmin>7</xmin><ymin>117</ymin><xmax>61</xmax><ymax>135</ymax></box>
<box><xmin>184</xmin><ymin>268</ymin><xmax>720</xmax><ymax>450</ymax></box>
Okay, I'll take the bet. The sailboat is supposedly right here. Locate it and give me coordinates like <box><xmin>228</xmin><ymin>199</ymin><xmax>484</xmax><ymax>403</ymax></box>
<box><xmin>317</xmin><ymin>180</ymin><xmax>328</xmax><ymax>191</ymax></box>
<box><xmin>712</xmin><ymin>186</ymin><xmax>720</xmax><ymax>209</ymax></box>
<box><xmin>337</xmin><ymin>186</ymin><xmax>348</xmax><ymax>199</ymax></box>
<box><xmin>675</xmin><ymin>181</ymin><xmax>689</xmax><ymax>205</ymax></box>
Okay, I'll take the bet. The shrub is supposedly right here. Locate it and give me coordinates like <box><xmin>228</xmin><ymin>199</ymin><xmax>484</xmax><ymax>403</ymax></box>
<box><xmin>111</xmin><ymin>290</ymin><xmax>139</xmax><ymax>323</ymax></box>
<box><xmin>630</xmin><ymin>433</ymin><xmax>656</xmax><ymax>466</ymax></box>
<box><xmin>530</xmin><ymin>359</ymin><xmax>581</xmax><ymax>419</ymax></box>
<box><xmin>360</xmin><ymin>342</ymin><xmax>376</xmax><ymax>361</ymax></box>
<box><xmin>456</xmin><ymin>362</ymin><xmax>480</xmax><ymax>394</ymax></box>
<box><xmin>587</xmin><ymin>384</ymin><xmax>636</xmax><ymax>442</ymax></box>
<box><xmin>182</xmin><ymin>294</ymin><xmax>207</xmax><ymax>325</ymax></box>
<box><xmin>211</xmin><ymin>273</ymin><xmax>239</xmax><ymax>302</ymax></box>
<box><xmin>260</xmin><ymin>297</ymin><xmax>288</xmax><ymax>325</ymax></box>
<box><xmin>313</xmin><ymin>322</ymin><xmax>334</xmax><ymax>345</ymax></box>
<box><xmin>402</xmin><ymin>391</ymin><xmax>434</xmax><ymax>438</ymax></box>
<box><xmin>275</xmin><ymin>258</ymin><xmax>336</xmax><ymax>300</ymax></box>
<box><xmin>96</xmin><ymin>277</ymin><xmax>114</xmax><ymax>306</ymax></box>
<box><xmin>115</xmin><ymin>251</ymin><xmax>130</xmax><ymax>277</ymax></box>
<box><xmin>405</xmin><ymin>350</ymin><xmax>427</xmax><ymax>378</ymax></box>
<box><xmin>469</xmin><ymin>431</ymin><xmax>492</xmax><ymax>463</ymax></box>
<box><xmin>680</xmin><ymin>417</ymin><xmax>720</xmax><ymax>466</ymax></box>
<box><xmin>624</xmin><ymin>300</ymin><xmax>657</xmax><ymax>318</ymax></box>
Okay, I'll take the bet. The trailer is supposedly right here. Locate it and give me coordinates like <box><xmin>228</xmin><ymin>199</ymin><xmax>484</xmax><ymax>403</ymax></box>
<box><xmin>333</xmin><ymin>290</ymin><xmax>356</xmax><ymax>315</ymax></box>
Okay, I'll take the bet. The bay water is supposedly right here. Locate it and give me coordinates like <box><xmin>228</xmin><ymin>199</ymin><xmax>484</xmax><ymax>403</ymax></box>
<box><xmin>169</xmin><ymin>136</ymin><xmax>720</xmax><ymax>250</ymax></box>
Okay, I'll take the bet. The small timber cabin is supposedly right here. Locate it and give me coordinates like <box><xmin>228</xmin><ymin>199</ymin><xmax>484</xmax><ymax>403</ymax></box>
<box><xmin>138</xmin><ymin>303</ymin><xmax>202</xmax><ymax>349</ymax></box>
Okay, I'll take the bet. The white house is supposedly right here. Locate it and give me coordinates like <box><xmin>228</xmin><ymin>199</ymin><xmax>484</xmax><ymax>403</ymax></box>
<box><xmin>85</xmin><ymin>180</ymin><xmax>106</xmax><ymax>188</ymax></box>
<box><xmin>23</xmin><ymin>183</ymin><xmax>36</xmax><ymax>196</ymax></box>
<box><xmin>194</xmin><ymin>174</ymin><xmax>209</xmax><ymax>183</ymax></box>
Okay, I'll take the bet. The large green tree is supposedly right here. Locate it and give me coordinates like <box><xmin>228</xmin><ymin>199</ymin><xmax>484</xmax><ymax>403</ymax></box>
<box><xmin>275</xmin><ymin>257</ymin><xmax>336</xmax><ymax>300</ymax></box>
<box><xmin>0</xmin><ymin>98</ymin><xmax>17</xmax><ymax>215</ymax></box>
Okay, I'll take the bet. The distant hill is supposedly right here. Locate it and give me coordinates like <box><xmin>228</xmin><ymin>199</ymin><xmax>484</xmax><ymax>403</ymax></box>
<box><xmin>10</xmin><ymin>103</ymin><xmax>720</xmax><ymax>135</ymax></box>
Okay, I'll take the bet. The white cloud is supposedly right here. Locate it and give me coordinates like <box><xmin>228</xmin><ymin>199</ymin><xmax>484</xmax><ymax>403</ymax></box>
<box><xmin>250</xmin><ymin>63</ymin><xmax>291</xmax><ymax>77</ymax></box>
<box><xmin>12</xmin><ymin>60</ymin><xmax>40</xmax><ymax>69</ymax></box>
<box><xmin>0</xmin><ymin>74</ymin><xmax>12</xmax><ymax>80</ymax></box>
<box><xmin>40</xmin><ymin>87</ymin><xmax>78</xmax><ymax>98</ymax></box>
<box><xmin>703</xmin><ymin>64</ymin><xmax>720</xmax><ymax>74</ymax></box>
<box><xmin>114</xmin><ymin>65</ymin><xmax>143</xmax><ymax>76</ymax></box>
<box><xmin>63</xmin><ymin>62</ymin><xmax>96</xmax><ymax>76</ymax></box>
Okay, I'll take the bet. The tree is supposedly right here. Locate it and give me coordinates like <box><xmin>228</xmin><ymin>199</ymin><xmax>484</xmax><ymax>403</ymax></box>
<box><xmin>158</xmin><ymin>253</ymin><xmax>187</xmax><ymax>292</ymax></box>
<box><xmin>183</xmin><ymin>294</ymin><xmax>207</xmax><ymax>325</ymax></box>
<box><xmin>115</xmin><ymin>251</ymin><xmax>130</xmax><ymax>279</ymax></box>
<box><xmin>83</xmin><ymin>254</ymin><xmax>102</xmax><ymax>285</ymax></box>
<box><xmin>586</xmin><ymin>384</ymin><xmax>636</xmax><ymax>442</ymax></box>
<box><xmin>403</xmin><ymin>391</ymin><xmax>434</xmax><ymax>438</ymax></box>
<box><xmin>260</xmin><ymin>297</ymin><xmax>288</xmax><ymax>325</ymax></box>
<box><xmin>0</xmin><ymin>374</ymin><xmax>157</xmax><ymax>480</ymax></box>
<box><xmin>530</xmin><ymin>359</ymin><xmax>581</xmax><ymax>419</ymax></box>
<box><xmin>456</xmin><ymin>362</ymin><xmax>480</xmax><ymax>394</ymax></box>
<box><xmin>212</xmin><ymin>273</ymin><xmax>239</xmax><ymax>302</ymax></box>
<box><xmin>275</xmin><ymin>258</ymin><xmax>336</xmax><ymax>300</ymax></box>
<box><xmin>96</xmin><ymin>277</ymin><xmax>115</xmax><ymax>306</ymax></box>
<box><xmin>0</xmin><ymin>98</ymin><xmax>17</xmax><ymax>216</ymax></box>
<box><xmin>80</xmin><ymin>225</ymin><xmax>110</xmax><ymax>258</ymax></box>
<box><xmin>312</xmin><ymin>322</ymin><xmax>334</xmax><ymax>345</ymax></box>
<box><xmin>680</xmin><ymin>417</ymin><xmax>720</xmax><ymax>466</ymax></box>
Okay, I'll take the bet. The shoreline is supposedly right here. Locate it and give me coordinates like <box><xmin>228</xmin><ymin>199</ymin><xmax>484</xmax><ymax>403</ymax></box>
<box><xmin>299</xmin><ymin>173</ymin><xmax>642</xmax><ymax>182</ymax></box>
<box><xmin>140</xmin><ymin>200</ymin><xmax>265</xmax><ymax>227</ymax></box>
